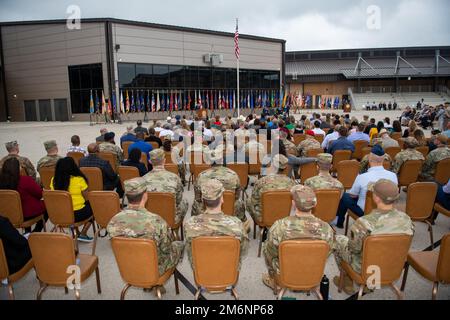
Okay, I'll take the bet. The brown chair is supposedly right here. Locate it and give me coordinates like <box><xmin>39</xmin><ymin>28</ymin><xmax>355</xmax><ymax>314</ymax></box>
<box><xmin>39</xmin><ymin>166</ymin><xmax>55</xmax><ymax>190</ymax></box>
<box><xmin>336</xmin><ymin>160</ymin><xmax>359</xmax><ymax>189</ymax></box>
<box><xmin>314</xmin><ymin>134</ymin><xmax>324</xmax><ymax>145</ymax></box>
<box><xmin>118</xmin><ymin>166</ymin><xmax>140</xmax><ymax>190</ymax></box>
<box><xmin>98</xmin><ymin>152</ymin><xmax>117</xmax><ymax>173</ymax></box>
<box><xmin>111</xmin><ymin>237</ymin><xmax>179</xmax><ymax>300</ymax></box>
<box><xmin>385</xmin><ymin>147</ymin><xmax>401</xmax><ymax>160</ymax></box>
<box><xmin>0</xmin><ymin>239</ymin><xmax>34</xmax><ymax>300</ymax></box>
<box><xmin>306</xmin><ymin>148</ymin><xmax>324</xmax><ymax>158</ymax></box>
<box><xmin>332</xmin><ymin>150</ymin><xmax>352</xmax><ymax>173</ymax></box>
<box><xmin>227</xmin><ymin>163</ymin><xmax>249</xmax><ymax>198</ymax></box>
<box><xmin>187</xmin><ymin>152</ymin><xmax>208</xmax><ymax>190</ymax></box>
<box><xmin>29</xmin><ymin>232</ymin><xmax>101</xmax><ymax>300</ymax></box>
<box><xmin>299</xmin><ymin>162</ymin><xmax>319</xmax><ymax>183</ymax></box>
<box><xmin>43</xmin><ymin>190</ymin><xmax>95</xmax><ymax>245</ymax></box>
<box><xmin>165</xmin><ymin>151</ymin><xmax>175</xmax><ymax>164</ymax></box>
<box><xmin>391</xmin><ymin>132</ymin><xmax>402</xmax><ymax>140</ymax></box>
<box><xmin>344</xmin><ymin>190</ymin><xmax>376</xmax><ymax>236</ymax></box>
<box><xmin>67</xmin><ymin>152</ymin><xmax>85</xmax><ymax>166</ymax></box>
<box><xmin>192</xmin><ymin>236</ymin><xmax>240</xmax><ymax>299</ymax></box>
<box><xmin>88</xmin><ymin>191</ymin><xmax>121</xmax><ymax>254</ymax></box>
<box><xmin>338</xmin><ymin>234</ymin><xmax>412</xmax><ymax>300</ymax></box>
<box><xmin>222</xmin><ymin>190</ymin><xmax>235</xmax><ymax>216</ymax></box>
<box><xmin>255</xmin><ymin>191</ymin><xmax>292</xmax><ymax>257</ymax></box>
<box><xmin>293</xmin><ymin>134</ymin><xmax>306</xmax><ymax>146</ymax></box>
<box><xmin>401</xmin><ymin>233</ymin><xmax>450</xmax><ymax>300</ymax></box>
<box><xmin>397</xmin><ymin>160</ymin><xmax>423</xmax><ymax>189</ymax></box>
<box><xmin>434</xmin><ymin>158</ymin><xmax>450</xmax><ymax>185</ymax></box>
<box><xmin>188</xmin><ymin>164</ymin><xmax>211</xmax><ymax>191</ymax></box>
<box><xmin>0</xmin><ymin>190</ymin><xmax>46</xmax><ymax>232</ymax></box>
<box><xmin>80</xmin><ymin>167</ymin><xmax>103</xmax><ymax>191</ymax></box>
<box><xmin>146</xmin><ymin>192</ymin><xmax>183</xmax><ymax>240</ymax></box>
<box><xmin>164</xmin><ymin>163</ymin><xmax>179</xmax><ymax>176</ymax></box>
<box><xmin>312</xmin><ymin>189</ymin><xmax>341</xmax><ymax>224</ymax></box>
<box><xmin>383</xmin><ymin>159</ymin><xmax>391</xmax><ymax>170</ymax></box>
<box><xmin>121</xmin><ymin>141</ymin><xmax>133</xmax><ymax>160</ymax></box>
<box><xmin>434</xmin><ymin>203</ymin><xmax>450</xmax><ymax>218</ymax></box>
<box><xmin>248</xmin><ymin>152</ymin><xmax>262</xmax><ymax>176</ymax></box>
<box><xmin>405</xmin><ymin>182</ymin><xmax>438</xmax><ymax>247</ymax></box>
<box><xmin>140</xmin><ymin>153</ymin><xmax>148</xmax><ymax>170</ymax></box>
<box><xmin>275</xmin><ymin>240</ymin><xmax>329</xmax><ymax>300</ymax></box>
<box><xmin>361</xmin><ymin>147</ymin><xmax>372</xmax><ymax>159</ymax></box>
<box><xmin>415</xmin><ymin>146</ymin><xmax>429</xmax><ymax>158</ymax></box>
<box><xmin>149</xmin><ymin>141</ymin><xmax>160</xmax><ymax>150</ymax></box>
<box><xmin>352</xmin><ymin>140</ymin><xmax>369</xmax><ymax>160</ymax></box>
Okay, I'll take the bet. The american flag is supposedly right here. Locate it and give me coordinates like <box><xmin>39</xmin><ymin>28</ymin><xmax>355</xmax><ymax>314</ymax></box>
<box><xmin>234</xmin><ymin>19</ymin><xmax>239</xmax><ymax>60</ymax></box>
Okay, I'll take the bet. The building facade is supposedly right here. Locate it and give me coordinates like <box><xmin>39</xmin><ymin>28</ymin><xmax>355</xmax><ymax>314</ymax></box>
<box><xmin>0</xmin><ymin>18</ymin><xmax>285</xmax><ymax>121</ymax></box>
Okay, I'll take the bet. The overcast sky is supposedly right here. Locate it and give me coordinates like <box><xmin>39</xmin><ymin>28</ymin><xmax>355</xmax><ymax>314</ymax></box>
<box><xmin>1</xmin><ymin>0</ymin><xmax>449</xmax><ymax>51</ymax></box>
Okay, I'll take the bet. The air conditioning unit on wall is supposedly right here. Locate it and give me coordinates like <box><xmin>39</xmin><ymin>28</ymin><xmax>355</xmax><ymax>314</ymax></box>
<box><xmin>203</xmin><ymin>53</ymin><xmax>223</xmax><ymax>66</ymax></box>
<box><xmin>203</xmin><ymin>54</ymin><xmax>211</xmax><ymax>63</ymax></box>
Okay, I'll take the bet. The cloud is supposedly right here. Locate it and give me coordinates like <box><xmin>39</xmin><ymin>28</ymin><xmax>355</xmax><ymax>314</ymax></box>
<box><xmin>1</xmin><ymin>0</ymin><xmax>449</xmax><ymax>51</ymax></box>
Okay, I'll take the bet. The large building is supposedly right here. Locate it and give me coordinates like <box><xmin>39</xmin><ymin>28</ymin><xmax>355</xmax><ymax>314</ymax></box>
<box><xmin>286</xmin><ymin>46</ymin><xmax>450</xmax><ymax>109</ymax></box>
<box><xmin>0</xmin><ymin>18</ymin><xmax>285</xmax><ymax>121</ymax></box>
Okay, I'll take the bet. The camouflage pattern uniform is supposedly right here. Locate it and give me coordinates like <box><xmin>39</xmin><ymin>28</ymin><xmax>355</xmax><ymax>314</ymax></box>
<box><xmin>0</xmin><ymin>154</ymin><xmax>37</xmax><ymax>181</ymax></box>
<box><xmin>392</xmin><ymin>149</ymin><xmax>425</xmax><ymax>174</ymax></box>
<box><xmin>99</xmin><ymin>141</ymin><xmax>124</xmax><ymax>168</ymax></box>
<box><xmin>247</xmin><ymin>155</ymin><xmax>295</xmax><ymax>224</ymax></box>
<box><xmin>297</xmin><ymin>136</ymin><xmax>321</xmax><ymax>157</ymax></box>
<box><xmin>264</xmin><ymin>185</ymin><xmax>334</xmax><ymax>275</ymax></box>
<box><xmin>282</xmin><ymin>138</ymin><xmax>298</xmax><ymax>156</ymax></box>
<box><xmin>107</xmin><ymin>177</ymin><xmax>184</xmax><ymax>276</ymax></box>
<box><xmin>184</xmin><ymin>179</ymin><xmax>249</xmax><ymax>269</ymax></box>
<box><xmin>244</xmin><ymin>141</ymin><xmax>266</xmax><ymax>154</ymax></box>
<box><xmin>143</xmin><ymin>153</ymin><xmax>188</xmax><ymax>225</ymax></box>
<box><xmin>333</xmin><ymin>208</ymin><xmax>414</xmax><ymax>273</ymax></box>
<box><xmin>420</xmin><ymin>147</ymin><xmax>450</xmax><ymax>181</ymax></box>
<box><xmin>305</xmin><ymin>172</ymin><xmax>344</xmax><ymax>195</ymax></box>
<box><xmin>37</xmin><ymin>154</ymin><xmax>62</xmax><ymax>172</ymax></box>
<box><xmin>192</xmin><ymin>166</ymin><xmax>245</xmax><ymax>221</ymax></box>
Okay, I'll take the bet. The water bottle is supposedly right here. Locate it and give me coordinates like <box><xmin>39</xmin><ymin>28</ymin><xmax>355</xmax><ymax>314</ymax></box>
<box><xmin>320</xmin><ymin>275</ymin><xmax>329</xmax><ymax>300</ymax></box>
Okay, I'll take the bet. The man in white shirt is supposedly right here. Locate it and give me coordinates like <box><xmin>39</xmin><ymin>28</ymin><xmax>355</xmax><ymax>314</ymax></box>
<box><xmin>334</xmin><ymin>145</ymin><xmax>398</xmax><ymax>228</ymax></box>
<box><xmin>154</xmin><ymin>121</ymin><xmax>163</xmax><ymax>133</ymax></box>
<box><xmin>321</xmin><ymin>124</ymin><xmax>341</xmax><ymax>151</ymax></box>
<box><xmin>158</xmin><ymin>123</ymin><xmax>174</xmax><ymax>139</ymax></box>
<box><xmin>67</xmin><ymin>135</ymin><xmax>88</xmax><ymax>156</ymax></box>
<box><xmin>312</xmin><ymin>121</ymin><xmax>326</xmax><ymax>136</ymax></box>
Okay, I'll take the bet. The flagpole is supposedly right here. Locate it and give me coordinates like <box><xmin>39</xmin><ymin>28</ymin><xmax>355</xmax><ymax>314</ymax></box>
<box><xmin>236</xmin><ymin>18</ymin><xmax>240</xmax><ymax>118</ymax></box>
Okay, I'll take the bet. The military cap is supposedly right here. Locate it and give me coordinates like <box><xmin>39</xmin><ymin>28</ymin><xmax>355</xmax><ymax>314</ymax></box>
<box><xmin>370</xmin><ymin>144</ymin><xmax>385</xmax><ymax>157</ymax></box>
<box><xmin>370</xmin><ymin>179</ymin><xmax>400</xmax><ymax>204</ymax></box>
<box><xmin>291</xmin><ymin>185</ymin><xmax>317</xmax><ymax>211</ymax></box>
<box><xmin>5</xmin><ymin>141</ymin><xmax>18</xmax><ymax>150</ymax></box>
<box><xmin>43</xmin><ymin>140</ymin><xmax>57</xmax><ymax>151</ymax></box>
<box><xmin>124</xmin><ymin>177</ymin><xmax>147</xmax><ymax>195</ymax></box>
<box><xmin>201</xmin><ymin>179</ymin><xmax>224</xmax><ymax>201</ymax></box>
<box><xmin>403</xmin><ymin>137</ymin><xmax>419</xmax><ymax>148</ymax></box>
<box><xmin>104</xmin><ymin>132</ymin><xmax>115</xmax><ymax>141</ymax></box>
<box><xmin>317</xmin><ymin>153</ymin><xmax>333</xmax><ymax>165</ymax></box>
<box><xmin>272</xmin><ymin>154</ymin><xmax>288</xmax><ymax>170</ymax></box>
<box><xmin>149</xmin><ymin>148</ymin><xmax>165</xmax><ymax>163</ymax></box>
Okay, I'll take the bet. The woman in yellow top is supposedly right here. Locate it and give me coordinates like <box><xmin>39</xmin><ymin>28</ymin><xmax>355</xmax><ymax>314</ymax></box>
<box><xmin>51</xmin><ymin>157</ymin><xmax>93</xmax><ymax>242</ymax></box>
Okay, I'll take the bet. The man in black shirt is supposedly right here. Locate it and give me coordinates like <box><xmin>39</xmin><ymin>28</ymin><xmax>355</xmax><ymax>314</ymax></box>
<box><xmin>134</xmin><ymin>120</ymin><xmax>149</xmax><ymax>136</ymax></box>
<box><xmin>144</xmin><ymin>128</ymin><xmax>163</xmax><ymax>148</ymax></box>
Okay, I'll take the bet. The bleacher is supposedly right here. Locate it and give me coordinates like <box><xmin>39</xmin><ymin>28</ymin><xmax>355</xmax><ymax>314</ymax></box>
<box><xmin>352</xmin><ymin>92</ymin><xmax>450</xmax><ymax>110</ymax></box>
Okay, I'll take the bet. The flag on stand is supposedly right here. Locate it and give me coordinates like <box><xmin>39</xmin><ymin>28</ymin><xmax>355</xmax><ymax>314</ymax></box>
<box><xmin>120</xmin><ymin>91</ymin><xmax>125</xmax><ymax>114</ymax></box>
<box><xmin>112</xmin><ymin>91</ymin><xmax>117</xmax><ymax>114</ymax></box>
<box><xmin>89</xmin><ymin>90</ymin><xmax>94</xmax><ymax>114</ymax></box>
<box><xmin>130</xmin><ymin>91</ymin><xmax>135</xmax><ymax>112</ymax></box>
<box><xmin>156</xmin><ymin>90</ymin><xmax>160</xmax><ymax>111</ymax></box>
<box><xmin>151</xmin><ymin>91</ymin><xmax>156</xmax><ymax>112</ymax></box>
<box><xmin>101</xmin><ymin>90</ymin><xmax>106</xmax><ymax>114</ymax></box>
<box><xmin>235</xmin><ymin>20</ymin><xmax>240</xmax><ymax>60</ymax></box>
<box><xmin>125</xmin><ymin>90</ymin><xmax>130</xmax><ymax>113</ymax></box>
<box><xmin>107</xmin><ymin>96</ymin><xmax>112</xmax><ymax>115</ymax></box>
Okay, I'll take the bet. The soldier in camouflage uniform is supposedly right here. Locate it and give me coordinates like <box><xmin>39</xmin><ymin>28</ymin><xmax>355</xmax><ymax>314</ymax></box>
<box><xmin>359</xmin><ymin>138</ymin><xmax>392</xmax><ymax>173</ymax></box>
<box><xmin>262</xmin><ymin>184</ymin><xmax>334</xmax><ymax>290</ymax></box>
<box><xmin>247</xmin><ymin>154</ymin><xmax>296</xmax><ymax>224</ymax></box>
<box><xmin>192</xmin><ymin>150</ymin><xmax>246</xmax><ymax>222</ymax></box>
<box><xmin>304</xmin><ymin>153</ymin><xmax>344</xmax><ymax>196</ymax></box>
<box><xmin>420</xmin><ymin>134</ymin><xmax>450</xmax><ymax>181</ymax></box>
<box><xmin>99</xmin><ymin>132</ymin><xmax>124</xmax><ymax>169</ymax></box>
<box><xmin>332</xmin><ymin>179</ymin><xmax>414</xmax><ymax>294</ymax></box>
<box><xmin>297</xmin><ymin>134</ymin><xmax>321</xmax><ymax>157</ymax></box>
<box><xmin>184</xmin><ymin>179</ymin><xmax>249</xmax><ymax>270</ymax></box>
<box><xmin>36</xmin><ymin>140</ymin><xmax>63</xmax><ymax>172</ymax></box>
<box><xmin>279</xmin><ymin>131</ymin><xmax>298</xmax><ymax>156</ymax></box>
<box><xmin>107</xmin><ymin>177</ymin><xmax>184</xmax><ymax>281</ymax></box>
<box><xmin>185</xmin><ymin>136</ymin><xmax>212</xmax><ymax>164</ymax></box>
<box><xmin>391</xmin><ymin>137</ymin><xmax>425</xmax><ymax>174</ymax></box>
<box><xmin>0</xmin><ymin>141</ymin><xmax>37</xmax><ymax>181</ymax></box>
<box><xmin>143</xmin><ymin>149</ymin><xmax>188</xmax><ymax>225</ymax></box>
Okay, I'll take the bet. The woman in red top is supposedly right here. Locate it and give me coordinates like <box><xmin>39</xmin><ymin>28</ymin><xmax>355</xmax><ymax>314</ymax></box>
<box><xmin>0</xmin><ymin>158</ymin><xmax>47</xmax><ymax>232</ymax></box>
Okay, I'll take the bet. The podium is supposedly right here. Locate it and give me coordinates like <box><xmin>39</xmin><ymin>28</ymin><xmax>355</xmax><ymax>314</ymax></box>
<box><xmin>197</xmin><ymin>109</ymin><xmax>208</xmax><ymax>120</ymax></box>
<box><xmin>343</xmin><ymin>104</ymin><xmax>351</xmax><ymax>113</ymax></box>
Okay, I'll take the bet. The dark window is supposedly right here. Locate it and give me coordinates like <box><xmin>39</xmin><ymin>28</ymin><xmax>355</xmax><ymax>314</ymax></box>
<box><xmin>68</xmin><ymin>63</ymin><xmax>104</xmax><ymax>114</ymax></box>
<box><xmin>198</xmin><ymin>67</ymin><xmax>212</xmax><ymax>89</ymax></box>
<box><xmin>185</xmin><ymin>66</ymin><xmax>198</xmax><ymax>89</ymax></box>
<box><xmin>169</xmin><ymin>65</ymin><xmax>184</xmax><ymax>88</ymax></box>
<box><xmin>153</xmin><ymin>65</ymin><xmax>169</xmax><ymax>88</ymax></box>
<box><xmin>118</xmin><ymin>63</ymin><xmax>136</xmax><ymax>88</ymax></box>
<box><xmin>38</xmin><ymin>99</ymin><xmax>52</xmax><ymax>121</ymax></box>
<box><xmin>213</xmin><ymin>68</ymin><xmax>226</xmax><ymax>88</ymax></box>
<box><xmin>54</xmin><ymin>99</ymin><xmax>69</xmax><ymax>121</ymax></box>
<box><xmin>24</xmin><ymin>100</ymin><xmax>37</xmax><ymax>121</ymax></box>
<box><xmin>136</xmin><ymin>64</ymin><xmax>153</xmax><ymax>88</ymax></box>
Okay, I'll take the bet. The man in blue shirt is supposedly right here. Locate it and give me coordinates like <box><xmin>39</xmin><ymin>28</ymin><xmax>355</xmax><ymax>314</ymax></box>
<box><xmin>128</xmin><ymin>132</ymin><xmax>153</xmax><ymax>164</ymax></box>
<box><xmin>334</xmin><ymin>145</ymin><xmax>398</xmax><ymax>228</ymax></box>
<box><xmin>348</xmin><ymin>123</ymin><xmax>370</xmax><ymax>143</ymax></box>
<box><xmin>328</xmin><ymin>127</ymin><xmax>355</xmax><ymax>155</ymax></box>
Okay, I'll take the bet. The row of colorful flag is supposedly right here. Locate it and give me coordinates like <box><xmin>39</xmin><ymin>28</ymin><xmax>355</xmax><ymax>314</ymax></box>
<box><xmin>89</xmin><ymin>89</ymin><xmax>344</xmax><ymax>114</ymax></box>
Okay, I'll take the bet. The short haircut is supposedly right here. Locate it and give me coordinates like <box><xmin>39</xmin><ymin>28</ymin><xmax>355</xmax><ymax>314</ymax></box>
<box><xmin>126</xmin><ymin>191</ymin><xmax>145</xmax><ymax>204</ymax></box>
<box><xmin>314</xmin><ymin>121</ymin><xmax>320</xmax><ymax>128</ymax></box>
<box><xmin>333</xmin><ymin>119</ymin><xmax>340</xmax><ymax>126</ymax></box>
<box><xmin>203</xmin><ymin>198</ymin><xmax>221</xmax><ymax>209</ymax></box>
<box><xmin>149</xmin><ymin>128</ymin><xmax>156</xmax><ymax>135</ymax></box>
<box><xmin>71</xmin><ymin>135</ymin><xmax>80</xmax><ymax>146</ymax></box>
<box><xmin>358</xmin><ymin>123</ymin><xmax>365</xmax><ymax>132</ymax></box>
<box><xmin>339</xmin><ymin>126</ymin><xmax>348</xmax><ymax>137</ymax></box>
<box><xmin>370</xmin><ymin>118</ymin><xmax>376</xmax><ymax>124</ymax></box>
<box><xmin>137</xmin><ymin>120</ymin><xmax>142</xmax><ymax>126</ymax></box>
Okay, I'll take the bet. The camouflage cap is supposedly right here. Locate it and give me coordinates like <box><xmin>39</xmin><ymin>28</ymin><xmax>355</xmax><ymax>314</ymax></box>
<box><xmin>5</xmin><ymin>141</ymin><xmax>18</xmax><ymax>150</ymax></box>
<box><xmin>291</xmin><ymin>185</ymin><xmax>317</xmax><ymax>211</ymax></box>
<box><xmin>43</xmin><ymin>140</ymin><xmax>57</xmax><ymax>151</ymax></box>
<box><xmin>370</xmin><ymin>179</ymin><xmax>400</xmax><ymax>204</ymax></box>
<box><xmin>201</xmin><ymin>179</ymin><xmax>224</xmax><ymax>201</ymax></box>
<box><xmin>124</xmin><ymin>177</ymin><xmax>147</xmax><ymax>196</ymax></box>
<box><xmin>403</xmin><ymin>137</ymin><xmax>419</xmax><ymax>148</ymax></box>
<box><xmin>272</xmin><ymin>154</ymin><xmax>288</xmax><ymax>170</ymax></box>
<box><xmin>149</xmin><ymin>148</ymin><xmax>165</xmax><ymax>163</ymax></box>
<box><xmin>317</xmin><ymin>153</ymin><xmax>333</xmax><ymax>165</ymax></box>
